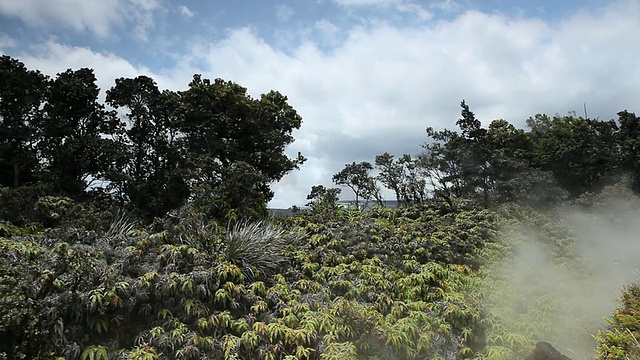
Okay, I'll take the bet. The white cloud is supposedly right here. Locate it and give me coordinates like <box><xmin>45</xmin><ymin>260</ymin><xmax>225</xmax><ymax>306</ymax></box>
<box><xmin>334</xmin><ymin>0</ymin><xmax>394</xmax><ymax>5</ymax></box>
<box><xmin>276</xmin><ymin>4</ymin><xmax>294</xmax><ymax>22</ymax></box>
<box><xmin>178</xmin><ymin>5</ymin><xmax>195</xmax><ymax>18</ymax></box>
<box><xmin>0</xmin><ymin>0</ymin><xmax>162</xmax><ymax>39</ymax></box>
<box><xmin>396</xmin><ymin>2</ymin><xmax>432</xmax><ymax>20</ymax></box>
<box><xmin>190</xmin><ymin>0</ymin><xmax>640</xmax><ymax>207</ymax></box>
<box><xmin>315</xmin><ymin>19</ymin><xmax>341</xmax><ymax>45</ymax></box>
<box><xmin>333</xmin><ymin>0</ymin><xmax>432</xmax><ymax>20</ymax></box>
<box><xmin>16</xmin><ymin>41</ymin><xmax>185</xmax><ymax>102</ymax></box>
<box><xmin>130</xmin><ymin>0</ymin><xmax>163</xmax><ymax>41</ymax></box>
<box><xmin>9</xmin><ymin>0</ymin><xmax>640</xmax><ymax>207</ymax></box>
<box><xmin>430</xmin><ymin>0</ymin><xmax>460</xmax><ymax>12</ymax></box>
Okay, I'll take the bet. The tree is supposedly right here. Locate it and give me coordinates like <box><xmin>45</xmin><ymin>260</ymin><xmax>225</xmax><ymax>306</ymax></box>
<box><xmin>454</xmin><ymin>100</ymin><xmax>492</xmax><ymax>204</ymax></box>
<box><xmin>526</xmin><ymin>113</ymin><xmax>621</xmax><ymax>197</ymax></box>
<box><xmin>483</xmin><ymin>119</ymin><xmax>534</xmax><ymax>203</ymax></box>
<box><xmin>616</xmin><ymin>110</ymin><xmax>640</xmax><ymax>192</ymax></box>
<box><xmin>0</xmin><ymin>56</ymin><xmax>48</xmax><ymax>187</ymax></box>
<box><xmin>306</xmin><ymin>184</ymin><xmax>341</xmax><ymax>213</ymax></box>
<box><xmin>332</xmin><ymin>161</ymin><xmax>380</xmax><ymax>209</ymax></box>
<box><xmin>422</xmin><ymin>101</ymin><xmax>488</xmax><ymax>206</ymax></box>
<box><xmin>457</xmin><ymin>100</ymin><xmax>485</xmax><ymax>141</ymax></box>
<box><xmin>374</xmin><ymin>153</ymin><xmax>403</xmax><ymax>204</ymax></box>
<box><xmin>422</xmin><ymin>101</ymin><xmax>575</xmax><ymax>207</ymax></box>
<box><xmin>178</xmin><ymin>75</ymin><xmax>305</xmax><ymax>219</ymax></box>
<box><xmin>39</xmin><ymin>68</ymin><xmax>125</xmax><ymax>198</ymax></box>
<box><xmin>375</xmin><ymin>153</ymin><xmax>429</xmax><ymax>207</ymax></box>
<box><xmin>106</xmin><ymin>76</ymin><xmax>188</xmax><ymax>219</ymax></box>
<box><xmin>191</xmin><ymin>161</ymin><xmax>272</xmax><ymax>221</ymax></box>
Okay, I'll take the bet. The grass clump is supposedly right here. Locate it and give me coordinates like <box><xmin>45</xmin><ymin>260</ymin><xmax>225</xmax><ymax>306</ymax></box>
<box><xmin>225</xmin><ymin>220</ymin><xmax>302</xmax><ymax>280</ymax></box>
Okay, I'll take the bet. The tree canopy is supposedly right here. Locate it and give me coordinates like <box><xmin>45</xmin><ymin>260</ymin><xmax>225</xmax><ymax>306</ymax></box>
<box><xmin>0</xmin><ymin>56</ymin><xmax>305</xmax><ymax>223</ymax></box>
<box><xmin>0</xmin><ymin>55</ymin><xmax>48</xmax><ymax>187</ymax></box>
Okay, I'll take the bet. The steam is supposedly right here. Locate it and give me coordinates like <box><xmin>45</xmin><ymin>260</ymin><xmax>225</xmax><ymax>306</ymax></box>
<box><xmin>481</xmin><ymin>188</ymin><xmax>640</xmax><ymax>359</ymax></box>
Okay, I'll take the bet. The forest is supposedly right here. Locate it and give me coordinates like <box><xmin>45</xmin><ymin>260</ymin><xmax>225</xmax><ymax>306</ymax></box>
<box><xmin>1</xmin><ymin>54</ymin><xmax>640</xmax><ymax>359</ymax></box>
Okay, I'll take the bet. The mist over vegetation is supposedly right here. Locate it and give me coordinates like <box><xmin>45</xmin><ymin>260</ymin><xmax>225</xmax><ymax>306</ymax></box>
<box><xmin>480</xmin><ymin>187</ymin><xmax>640</xmax><ymax>359</ymax></box>
<box><xmin>1</xmin><ymin>55</ymin><xmax>640</xmax><ymax>359</ymax></box>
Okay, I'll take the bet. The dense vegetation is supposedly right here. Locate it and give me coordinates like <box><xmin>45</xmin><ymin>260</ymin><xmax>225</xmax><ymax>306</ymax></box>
<box><xmin>1</xmin><ymin>55</ymin><xmax>640</xmax><ymax>359</ymax></box>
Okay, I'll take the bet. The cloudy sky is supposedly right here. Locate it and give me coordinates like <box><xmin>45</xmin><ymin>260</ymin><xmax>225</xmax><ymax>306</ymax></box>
<box><xmin>1</xmin><ymin>0</ymin><xmax>638</xmax><ymax>207</ymax></box>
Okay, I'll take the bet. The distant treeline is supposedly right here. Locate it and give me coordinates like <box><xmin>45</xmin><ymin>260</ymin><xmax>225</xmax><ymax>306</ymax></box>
<box><xmin>308</xmin><ymin>101</ymin><xmax>640</xmax><ymax>212</ymax></box>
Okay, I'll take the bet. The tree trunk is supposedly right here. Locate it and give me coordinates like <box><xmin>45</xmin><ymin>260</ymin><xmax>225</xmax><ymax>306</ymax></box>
<box><xmin>12</xmin><ymin>159</ymin><xmax>19</xmax><ymax>187</ymax></box>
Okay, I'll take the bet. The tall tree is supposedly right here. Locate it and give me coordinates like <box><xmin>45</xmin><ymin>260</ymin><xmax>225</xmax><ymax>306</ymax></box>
<box><xmin>527</xmin><ymin>114</ymin><xmax>620</xmax><ymax>197</ymax></box>
<box><xmin>422</xmin><ymin>101</ymin><xmax>490</xmax><ymax>206</ymax></box>
<box><xmin>483</xmin><ymin>119</ymin><xmax>531</xmax><ymax>203</ymax></box>
<box><xmin>375</xmin><ymin>153</ymin><xmax>403</xmax><ymax>204</ymax></box>
<box><xmin>455</xmin><ymin>100</ymin><xmax>491</xmax><ymax>204</ymax></box>
<box><xmin>422</xmin><ymin>104</ymin><xmax>576</xmax><ymax>207</ymax></box>
<box><xmin>106</xmin><ymin>76</ymin><xmax>188</xmax><ymax>218</ymax></box>
<box><xmin>178</xmin><ymin>75</ymin><xmax>305</xmax><ymax>218</ymax></box>
<box><xmin>375</xmin><ymin>153</ymin><xmax>429</xmax><ymax>206</ymax></box>
<box><xmin>421</xmin><ymin>128</ymin><xmax>465</xmax><ymax>206</ymax></box>
<box><xmin>0</xmin><ymin>56</ymin><xmax>48</xmax><ymax>187</ymax></box>
<box><xmin>306</xmin><ymin>185</ymin><xmax>341</xmax><ymax>208</ymax></box>
<box><xmin>39</xmin><ymin>68</ymin><xmax>125</xmax><ymax>197</ymax></box>
<box><xmin>191</xmin><ymin>161</ymin><xmax>271</xmax><ymax>220</ymax></box>
<box><xmin>481</xmin><ymin>119</ymin><xmax>567</xmax><ymax>205</ymax></box>
<box><xmin>332</xmin><ymin>161</ymin><xmax>380</xmax><ymax>209</ymax></box>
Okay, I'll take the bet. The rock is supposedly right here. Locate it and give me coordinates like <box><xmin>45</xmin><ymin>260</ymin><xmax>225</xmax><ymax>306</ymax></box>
<box><xmin>526</xmin><ymin>342</ymin><xmax>572</xmax><ymax>360</ymax></box>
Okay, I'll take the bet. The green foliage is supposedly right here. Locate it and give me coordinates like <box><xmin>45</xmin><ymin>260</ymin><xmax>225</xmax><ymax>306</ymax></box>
<box><xmin>617</xmin><ymin>110</ymin><xmax>640</xmax><ymax>192</ymax></box>
<box><xmin>0</xmin><ymin>183</ymin><xmax>52</xmax><ymax>226</ymax></box>
<box><xmin>190</xmin><ymin>161</ymin><xmax>271</xmax><ymax>221</ymax></box>
<box><xmin>333</xmin><ymin>161</ymin><xmax>381</xmax><ymax>208</ymax></box>
<box><xmin>417</xmin><ymin>101</ymin><xmax>635</xmax><ymax>209</ymax></box>
<box><xmin>375</xmin><ymin>152</ymin><xmax>430</xmax><ymax>206</ymax></box>
<box><xmin>4</xmin><ymin>179</ymin><xmax>640</xmax><ymax>359</ymax></box>
<box><xmin>306</xmin><ymin>185</ymin><xmax>342</xmax><ymax>218</ymax></box>
<box><xmin>0</xmin><ymin>55</ymin><xmax>47</xmax><ymax>187</ymax></box>
<box><xmin>40</xmin><ymin>67</ymin><xmax>126</xmax><ymax>197</ymax></box>
<box><xmin>1</xmin><ymin>55</ymin><xmax>307</xmax><ymax>225</ymax></box>
<box><xmin>81</xmin><ymin>345</ymin><xmax>108</xmax><ymax>360</ymax></box>
<box><xmin>0</xmin><ymin>197</ymin><xmax>497</xmax><ymax>359</ymax></box>
<box><xmin>596</xmin><ymin>284</ymin><xmax>640</xmax><ymax>359</ymax></box>
<box><xmin>527</xmin><ymin>113</ymin><xmax>621</xmax><ymax>197</ymax></box>
<box><xmin>178</xmin><ymin>74</ymin><xmax>305</xmax><ymax>220</ymax></box>
<box><xmin>0</xmin><ymin>184</ymin><xmax>120</xmax><ymax>232</ymax></box>
<box><xmin>106</xmin><ymin>75</ymin><xmax>188</xmax><ymax>219</ymax></box>
<box><xmin>474</xmin><ymin>203</ymin><xmax>590</xmax><ymax>358</ymax></box>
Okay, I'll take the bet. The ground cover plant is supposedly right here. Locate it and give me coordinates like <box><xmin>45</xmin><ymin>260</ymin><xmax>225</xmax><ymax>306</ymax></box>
<box><xmin>2</xmin><ymin>188</ymin><xmax>640</xmax><ymax>359</ymax></box>
<box><xmin>0</xmin><ymin>202</ymin><xmax>499</xmax><ymax>359</ymax></box>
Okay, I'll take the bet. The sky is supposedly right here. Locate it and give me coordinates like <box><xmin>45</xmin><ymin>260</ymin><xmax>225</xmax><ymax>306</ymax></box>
<box><xmin>0</xmin><ymin>0</ymin><xmax>638</xmax><ymax>208</ymax></box>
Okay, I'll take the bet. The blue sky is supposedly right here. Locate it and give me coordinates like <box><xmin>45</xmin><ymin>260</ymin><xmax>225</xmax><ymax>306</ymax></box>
<box><xmin>0</xmin><ymin>0</ymin><xmax>638</xmax><ymax>207</ymax></box>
